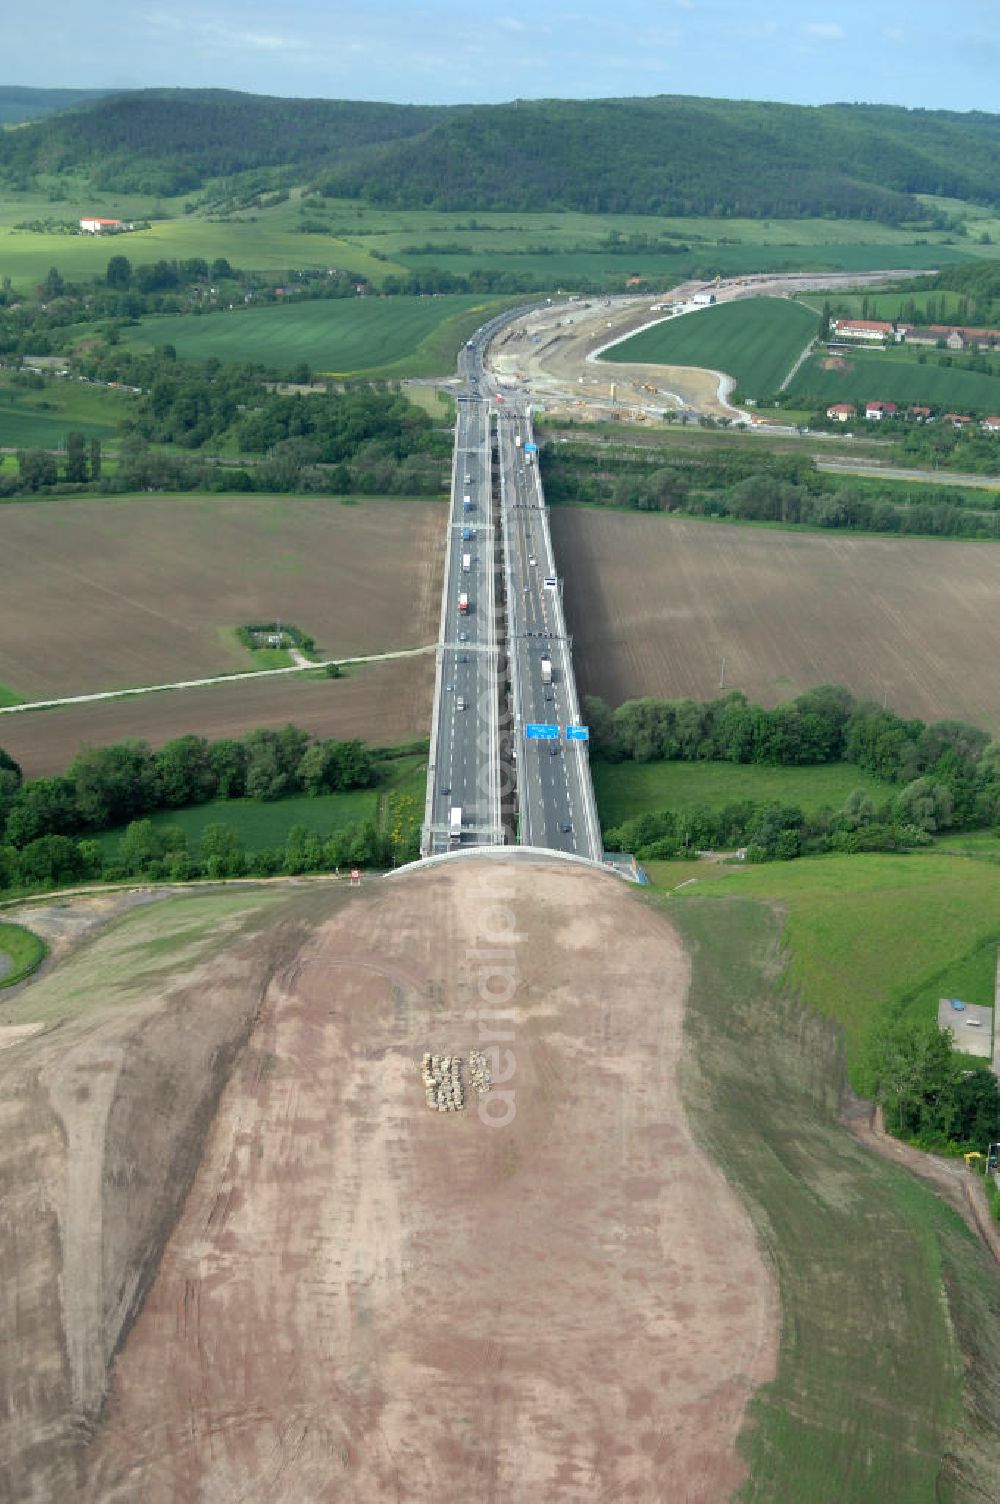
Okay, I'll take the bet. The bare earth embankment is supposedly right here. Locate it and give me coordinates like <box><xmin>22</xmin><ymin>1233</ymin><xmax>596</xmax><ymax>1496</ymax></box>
<box><xmin>0</xmin><ymin>861</ymin><xmax>777</xmax><ymax>1503</ymax></box>
<box><xmin>553</xmin><ymin>508</ymin><xmax>1000</xmax><ymax>730</ymax></box>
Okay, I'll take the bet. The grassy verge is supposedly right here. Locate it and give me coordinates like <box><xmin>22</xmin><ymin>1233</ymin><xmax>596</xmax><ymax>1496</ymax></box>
<box><xmin>0</xmin><ymin>684</ymin><xmax>25</xmax><ymax>708</ymax></box>
<box><xmin>0</xmin><ymin>921</ymin><xmax>48</xmax><ymax>989</ymax></box>
<box><xmin>668</xmin><ymin>894</ymin><xmax>1000</xmax><ymax>1502</ymax></box>
<box><xmin>593</xmin><ymin>759</ymin><xmax>887</xmax><ymax>827</ymax></box>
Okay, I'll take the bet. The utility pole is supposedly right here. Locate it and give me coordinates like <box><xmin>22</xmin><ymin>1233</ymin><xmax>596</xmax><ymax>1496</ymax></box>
<box><xmin>719</xmin><ymin>656</ymin><xmax>726</xmax><ymax>690</ymax></box>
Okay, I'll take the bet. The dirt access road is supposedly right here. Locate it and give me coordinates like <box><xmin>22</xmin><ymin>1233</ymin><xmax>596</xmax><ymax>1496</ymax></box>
<box><xmin>7</xmin><ymin>857</ymin><xmax>775</xmax><ymax>1503</ymax></box>
<box><xmin>487</xmin><ymin>270</ymin><xmax>932</xmax><ymax>421</ymax></box>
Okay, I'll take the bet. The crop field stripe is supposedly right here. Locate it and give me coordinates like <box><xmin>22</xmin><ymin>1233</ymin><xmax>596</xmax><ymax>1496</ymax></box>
<box><xmin>601</xmin><ymin>297</ymin><xmax>821</xmax><ymax>398</ymax></box>
<box><xmin>122</xmin><ymin>295</ymin><xmax>511</xmax><ymax>377</ymax></box>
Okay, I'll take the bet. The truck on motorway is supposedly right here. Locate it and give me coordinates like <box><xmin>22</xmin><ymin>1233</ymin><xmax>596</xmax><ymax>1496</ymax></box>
<box><xmin>449</xmin><ymin>806</ymin><xmax>462</xmax><ymax>844</ymax></box>
<box><xmin>461</xmin><ymin>527</ymin><xmax>473</xmax><ymax>540</ymax></box>
<box><xmin>461</xmin><ymin>552</ymin><xmax>471</xmax><ymax>572</ymax></box>
<box><xmin>463</xmin><ymin>495</ymin><xmax>473</xmax><ymax>512</ymax></box>
<box><xmin>458</xmin><ymin>592</ymin><xmax>469</xmax><ymax>614</ymax></box>
<box><xmin>514</xmin><ymin>434</ymin><xmax>522</xmax><ymax>448</ymax></box>
<box><xmin>540</xmin><ymin>656</ymin><xmax>553</xmax><ymax>685</ymax></box>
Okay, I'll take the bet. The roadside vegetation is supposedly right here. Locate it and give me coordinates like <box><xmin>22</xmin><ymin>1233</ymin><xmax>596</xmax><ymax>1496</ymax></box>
<box><xmin>588</xmin><ymin>685</ymin><xmax>1000</xmax><ymax>863</ymax></box>
<box><xmin>541</xmin><ymin>434</ymin><xmax>1000</xmax><ymax>537</ymax></box>
<box><xmin>0</xmin><ymin>731</ymin><xmax>426</xmax><ymax>892</ymax></box>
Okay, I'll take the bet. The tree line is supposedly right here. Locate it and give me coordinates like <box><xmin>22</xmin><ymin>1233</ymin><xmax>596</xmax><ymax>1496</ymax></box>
<box><xmin>0</xmin><ymin>727</ymin><xmax>377</xmax><ymax>849</ymax></box>
<box><xmin>540</xmin><ymin>440</ymin><xmax>1000</xmax><ymax>539</ymax></box>
<box><xmin>1</xmin><ymin>372</ymin><xmax>452</xmax><ymax>500</ymax></box>
<box><xmin>588</xmin><ymin>686</ymin><xmax>1000</xmax><ymax>860</ymax></box>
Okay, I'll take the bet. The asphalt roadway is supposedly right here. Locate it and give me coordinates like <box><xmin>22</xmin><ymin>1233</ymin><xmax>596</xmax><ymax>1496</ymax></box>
<box><xmin>422</xmin><ymin>314</ymin><xmax>603</xmax><ymax>862</ymax></box>
<box><xmin>421</xmin><ymin>381</ymin><xmax>501</xmax><ymax>856</ymax></box>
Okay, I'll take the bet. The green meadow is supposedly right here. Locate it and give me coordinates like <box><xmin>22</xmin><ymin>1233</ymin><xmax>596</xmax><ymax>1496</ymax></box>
<box><xmin>0</xmin><ymin>373</ymin><xmax>128</xmax><ymax>448</ymax></box>
<box><xmin>790</xmin><ymin>344</ymin><xmax>1000</xmax><ymax>412</ymax></box>
<box><xmin>671</xmin><ymin>894</ymin><xmax>999</xmax><ymax>1503</ymax></box>
<box><xmin>121</xmin><ymin>294</ymin><xmax>509</xmax><ymax>376</ymax></box>
<box><xmin>593</xmin><ymin>759</ymin><xmax>887</xmax><ymax>829</ymax></box>
<box><xmin>602</xmin><ymin>296</ymin><xmax>821</xmax><ymax>396</ymax></box>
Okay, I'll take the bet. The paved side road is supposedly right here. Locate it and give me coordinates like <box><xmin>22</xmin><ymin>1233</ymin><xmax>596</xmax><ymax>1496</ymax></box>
<box><xmin>0</xmin><ymin>645</ymin><xmax>435</xmax><ymax>717</ymax></box>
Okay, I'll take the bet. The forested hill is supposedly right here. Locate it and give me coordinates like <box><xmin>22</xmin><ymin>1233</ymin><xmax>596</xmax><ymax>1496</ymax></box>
<box><xmin>0</xmin><ymin>89</ymin><xmax>460</xmax><ymax>195</ymax></box>
<box><xmin>318</xmin><ymin>96</ymin><xmax>1000</xmax><ymax>221</ymax></box>
<box><xmin>3</xmin><ymin>88</ymin><xmax>1000</xmax><ymax>220</ymax></box>
<box><xmin>0</xmin><ymin>86</ymin><xmax>112</xmax><ymax>126</ymax></box>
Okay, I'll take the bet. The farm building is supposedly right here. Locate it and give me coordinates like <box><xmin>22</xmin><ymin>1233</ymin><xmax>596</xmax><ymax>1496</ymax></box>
<box><xmin>79</xmin><ymin>217</ymin><xmax>133</xmax><ymax>234</ymax></box>
<box><xmin>865</xmin><ymin>401</ymin><xmax>897</xmax><ymax>421</ymax></box>
<box><xmin>691</xmin><ymin>292</ymin><xmax>716</xmax><ymax>306</ymax></box>
<box><xmin>829</xmin><ymin>319</ymin><xmax>894</xmax><ymax>344</ymax></box>
<box><xmin>826</xmin><ymin>403</ymin><xmax>855</xmax><ymax>422</ymax></box>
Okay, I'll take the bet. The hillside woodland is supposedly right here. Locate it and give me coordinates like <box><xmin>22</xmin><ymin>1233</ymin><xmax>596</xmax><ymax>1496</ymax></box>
<box><xmin>3</xmin><ymin>89</ymin><xmax>1000</xmax><ymax>218</ymax></box>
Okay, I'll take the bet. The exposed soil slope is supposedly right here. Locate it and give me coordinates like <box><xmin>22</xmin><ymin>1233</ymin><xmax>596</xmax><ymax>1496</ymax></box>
<box><xmin>0</xmin><ymin>862</ymin><xmax>777</xmax><ymax>1502</ymax></box>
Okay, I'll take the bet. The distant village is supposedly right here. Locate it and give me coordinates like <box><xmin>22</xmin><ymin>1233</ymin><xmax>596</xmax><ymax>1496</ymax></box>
<box><xmin>824</xmin><ymin>316</ymin><xmax>1000</xmax><ymax>432</ymax></box>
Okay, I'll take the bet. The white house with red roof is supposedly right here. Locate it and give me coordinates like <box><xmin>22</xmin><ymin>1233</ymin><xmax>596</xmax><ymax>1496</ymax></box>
<box><xmin>865</xmin><ymin>401</ymin><xmax>897</xmax><ymax>420</ymax></box>
<box><xmin>829</xmin><ymin>318</ymin><xmax>894</xmax><ymax>344</ymax></box>
<box><xmin>826</xmin><ymin>403</ymin><xmax>855</xmax><ymax>422</ymax></box>
<box><xmin>79</xmin><ymin>217</ymin><xmax>126</xmax><ymax>234</ymax></box>
<box><xmin>981</xmin><ymin>417</ymin><xmax>1000</xmax><ymax>432</ymax></box>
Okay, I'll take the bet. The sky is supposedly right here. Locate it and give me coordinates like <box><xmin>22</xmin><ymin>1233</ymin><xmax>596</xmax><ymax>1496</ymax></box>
<box><xmin>9</xmin><ymin>0</ymin><xmax>999</xmax><ymax>113</ymax></box>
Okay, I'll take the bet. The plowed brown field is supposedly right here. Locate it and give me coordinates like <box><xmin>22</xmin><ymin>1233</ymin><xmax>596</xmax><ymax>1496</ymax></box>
<box><xmin>0</xmin><ymin>494</ymin><xmax>443</xmax><ymax>699</ymax></box>
<box><xmin>553</xmin><ymin>508</ymin><xmax>1000</xmax><ymax>728</ymax></box>
<box><xmin>0</xmin><ymin>654</ymin><xmax>434</xmax><ymax>779</ymax></box>
<box><xmin>1</xmin><ymin>860</ymin><xmax>776</xmax><ymax>1503</ymax></box>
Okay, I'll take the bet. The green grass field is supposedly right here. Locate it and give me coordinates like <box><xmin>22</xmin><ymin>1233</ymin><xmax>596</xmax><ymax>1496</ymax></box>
<box><xmin>121</xmin><ymin>294</ymin><xmax>509</xmax><ymax>376</ymax></box>
<box><xmin>671</xmin><ymin>894</ymin><xmax>999</xmax><ymax>1502</ymax></box>
<box><xmin>790</xmin><ymin>346</ymin><xmax>1000</xmax><ymax>413</ymax></box>
<box><xmin>645</xmin><ymin>848</ymin><xmax>1000</xmax><ymax>1087</ymax></box>
<box><xmin>95</xmin><ymin>789</ymin><xmax>378</xmax><ymax>858</ymax></box>
<box><xmin>602</xmin><ymin>296</ymin><xmax>821</xmax><ymax>398</ymax></box>
<box><xmin>0</xmin><ymin>921</ymin><xmax>48</xmax><ymax>989</ymax></box>
<box><xmin>0</xmin><ymin>375</ymin><xmax>127</xmax><ymax>448</ymax></box>
<box><xmin>802</xmin><ymin>289</ymin><xmax>973</xmax><ymax>323</ymax></box>
<box><xmin>94</xmin><ymin>756</ymin><xmax>426</xmax><ymax>858</ymax></box>
<box><xmin>593</xmin><ymin>759</ymin><xmax>887</xmax><ymax>828</ymax></box>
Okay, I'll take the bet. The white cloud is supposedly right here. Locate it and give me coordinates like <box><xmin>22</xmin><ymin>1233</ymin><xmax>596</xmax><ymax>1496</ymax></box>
<box><xmin>802</xmin><ymin>21</ymin><xmax>846</xmax><ymax>42</ymax></box>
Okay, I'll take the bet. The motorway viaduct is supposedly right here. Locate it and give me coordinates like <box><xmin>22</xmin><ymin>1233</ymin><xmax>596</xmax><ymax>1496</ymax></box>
<box><xmin>421</xmin><ymin>313</ymin><xmax>603</xmax><ymax>865</ymax></box>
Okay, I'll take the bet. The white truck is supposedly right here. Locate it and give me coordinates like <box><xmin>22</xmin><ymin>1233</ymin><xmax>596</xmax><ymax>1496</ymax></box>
<box><xmin>449</xmin><ymin>806</ymin><xmax>462</xmax><ymax>844</ymax></box>
<box><xmin>461</xmin><ymin>552</ymin><xmax>471</xmax><ymax>573</ymax></box>
<box><xmin>540</xmin><ymin>656</ymin><xmax>553</xmax><ymax>685</ymax></box>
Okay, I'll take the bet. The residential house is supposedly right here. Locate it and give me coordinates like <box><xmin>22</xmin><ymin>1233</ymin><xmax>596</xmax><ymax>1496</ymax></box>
<box><xmin>80</xmin><ymin>217</ymin><xmax>123</xmax><ymax>234</ymax></box>
<box><xmin>941</xmin><ymin>413</ymin><xmax>973</xmax><ymax>428</ymax></box>
<box><xmin>908</xmin><ymin>406</ymin><xmax>933</xmax><ymax>422</ymax></box>
<box><xmin>981</xmin><ymin>417</ymin><xmax>1000</xmax><ymax>432</ymax></box>
<box><xmin>865</xmin><ymin>401</ymin><xmax>897</xmax><ymax>421</ymax></box>
<box><xmin>826</xmin><ymin>403</ymin><xmax>855</xmax><ymax>422</ymax></box>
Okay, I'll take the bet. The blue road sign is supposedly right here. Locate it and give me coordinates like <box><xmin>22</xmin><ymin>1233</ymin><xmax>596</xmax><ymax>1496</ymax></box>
<box><xmin>525</xmin><ymin>723</ymin><xmax>559</xmax><ymax>739</ymax></box>
<box><xmin>565</xmin><ymin>726</ymin><xmax>590</xmax><ymax>741</ymax></box>
<box><xmin>524</xmin><ymin>441</ymin><xmax>538</xmax><ymax>453</ymax></box>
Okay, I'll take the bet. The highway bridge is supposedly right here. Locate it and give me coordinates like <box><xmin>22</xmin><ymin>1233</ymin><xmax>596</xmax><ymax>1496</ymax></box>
<box><xmin>422</xmin><ymin>312</ymin><xmax>602</xmax><ymax>864</ymax></box>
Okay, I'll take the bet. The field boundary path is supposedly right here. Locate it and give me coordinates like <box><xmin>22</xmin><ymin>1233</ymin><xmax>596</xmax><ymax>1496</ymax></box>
<box><xmin>779</xmin><ymin>331</ymin><xmax>819</xmax><ymax>391</ymax></box>
<box><xmin>0</xmin><ymin>645</ymin><xmax>435</xmax><ymax>718</ymax></box>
